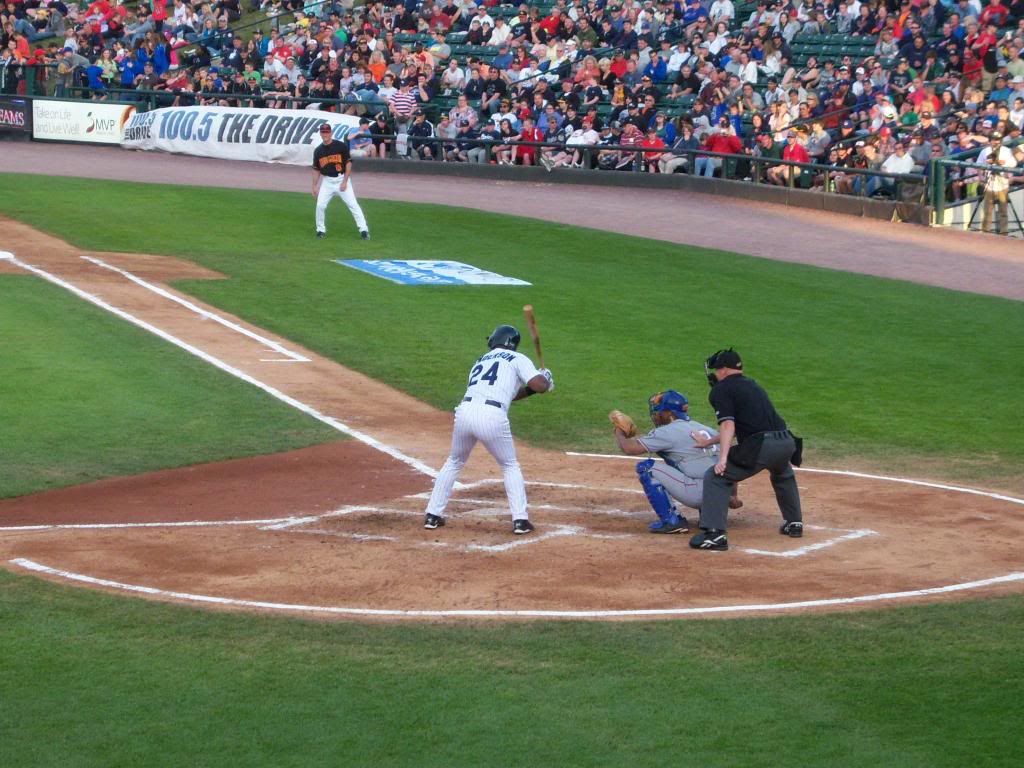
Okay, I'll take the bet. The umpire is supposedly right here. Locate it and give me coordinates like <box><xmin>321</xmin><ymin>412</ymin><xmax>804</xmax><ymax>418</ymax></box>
<box><xmin>689</xmin><ymin>349</ymin><xmax>803</xmax><ymax>551</ymax></box>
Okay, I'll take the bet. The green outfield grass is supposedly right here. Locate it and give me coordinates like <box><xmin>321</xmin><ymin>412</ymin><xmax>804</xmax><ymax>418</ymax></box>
<box><xmin>2</xmin><ymin>175</ymin><xmax>1023</xmax><ymax>766</ymax></box>
<box><xmin>2</xmin><ymin>569</ymin><xmax>1022</xmax><ymax>767</ymax></box>
<box><xmin>1</xmin><ymin>174</ymin><xmax>1022</xmax><ymax>486</ymax></box>
<box><xmin>0</xmin><ymin>276</ymin><xmax>339</xmax><ymax>498</ymax></box>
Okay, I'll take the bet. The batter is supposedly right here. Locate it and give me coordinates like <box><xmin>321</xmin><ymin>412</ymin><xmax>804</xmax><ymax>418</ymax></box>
<box><xmin>423</xmin><ymin>325</ymin><xmax>554</xmax><ymax>535</ymax></box>
<box><xmin>312</xmin><ymin>123</ymin><xmax>369</xmax><ymax>241</ymax></box>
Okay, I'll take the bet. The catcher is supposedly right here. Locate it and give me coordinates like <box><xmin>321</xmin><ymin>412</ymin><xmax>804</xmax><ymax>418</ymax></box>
<box><xmin>611</xmin><ymin>391</ymin><xmax>740</xmax><ymax>534</ymax></box>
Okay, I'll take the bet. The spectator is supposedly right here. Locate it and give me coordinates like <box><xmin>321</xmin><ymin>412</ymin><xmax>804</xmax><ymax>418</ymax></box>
<box><xmin>696</xmin><ymin>118</ymin><xmax>743</xmax><ymax>177</ymax></box>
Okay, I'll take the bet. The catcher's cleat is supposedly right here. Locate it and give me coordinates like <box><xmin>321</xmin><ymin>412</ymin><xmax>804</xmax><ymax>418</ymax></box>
<box><xmin>360</xmin><ymin>230</ymin><xmax>370</xmax><ymax>240</ymax></box>
<box><xmin>649</xmin><ymin>514</ymin><xmax>688</xmax><ymax>534</ymax></box>
<box><xmin>512</xmin><ymin>519</ymin><xmax>534</xmax><ymax>535</ymax></box>
<box><xmin>424</xmin><ymin>513</ymin><xmax>445</xmax><ymax>530</ymax></box>
<box><xmin>689</xmin><ymin>529</ymin><xmax>728</xmax><ymax>551</ymax></box>
<box><xmin>315</xmin><ymin>231</ymin><xmax>326</xmax><ymax>239</ymax></box>
<box><xmin>780</xmin><ymin>521</ymin><xmax>803</xmax><ymax>538</ymax></box>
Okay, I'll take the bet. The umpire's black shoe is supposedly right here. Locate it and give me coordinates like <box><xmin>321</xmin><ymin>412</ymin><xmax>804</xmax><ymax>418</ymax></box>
<box><xmin>315</xmin><ymin>230</ymin><xmax>325</xmax><ymax>239</ymax></box>
<box><xmin>360</xmin><ymin>230</ymin><xmax>370</xmax><ymax>240</ymax></box>
<box><xmin>424</xmin><ymin>513</ymin><xmax>445</xmax><ymax>530</ymax></box>
<box><xmin>512</xmin><ymin>519</ymin><xmax>534</xmax><ymax>535</ymax></box>
<box><xmin>780</xmin><ymin>521</ymin><xmax>804</xmax><ymax>538</ymax></box>
<box><xmin>689</xmin><ymin>529</ymin><xmax>728</xmax><ymax>551</ymax></box>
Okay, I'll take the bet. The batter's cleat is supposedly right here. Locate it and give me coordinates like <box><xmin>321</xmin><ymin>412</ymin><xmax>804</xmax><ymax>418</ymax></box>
<box><xmin>780</xmin><ymin>521</ymin><xmax>804</xmax><ymax>538</ymax></box>
<box><xmin>649</xmin><ymin>514</ymin><xmax>688</xmax><ymax>534</ymax></box>
<box><xmin>360</xmin><ymin>230</ymin><xmax>370</xmax><ymax>240</ymax></box>
<box><xmin>512</xmin><ymin>519</ymin><xmax>534</xmax><ymax>535</ymax></box>
<box><xmin>316</xmin><ymin>230</ymin><xmax>325</xmax><ymax>239</ymax></box>
<box><xmin>689</xmin><ymin>529</ymin><xmax>728</xmax><ymax>551</ymax></box>
<box><xmin>423</xmin><ymin>513</ymin><xmax>445</xmax><ymax>530</ymax></box>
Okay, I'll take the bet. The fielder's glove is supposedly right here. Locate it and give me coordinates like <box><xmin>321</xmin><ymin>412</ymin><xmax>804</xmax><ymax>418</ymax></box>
<box><xmin>608</xmin><ymin>409</ymin><xmax>637</xmax><ymax>437</ymax></box>
<box><xmin>540</xmin><ymin>368</ymin><xmax>554</xmax><ymax>392</ymax></box>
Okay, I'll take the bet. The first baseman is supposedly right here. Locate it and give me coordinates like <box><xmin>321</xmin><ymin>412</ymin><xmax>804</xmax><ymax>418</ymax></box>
<box><xmin>423</xmin><ymin>325</ymin><xmax>554</xmax><ymax>535</ymax></box>
<box><xmin>312</xmin><ymin>123</ymin><xmax>369</xmax><ymax>240</ymax></box>
<box><xmin>614</xmin><ymin>391</ymin><xmax>739</xmax><ymax>534</ymax></box>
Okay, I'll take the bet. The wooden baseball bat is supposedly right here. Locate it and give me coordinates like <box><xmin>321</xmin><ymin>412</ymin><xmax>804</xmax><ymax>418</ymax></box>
<box><xmin>522</xmin><ymin>304</ymin><xmax>545</xmax><ymax>369</ymax></box>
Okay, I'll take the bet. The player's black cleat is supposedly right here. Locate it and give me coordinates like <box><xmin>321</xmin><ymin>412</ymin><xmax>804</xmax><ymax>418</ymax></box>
<box><xmin>315</xmin><ymin>231</ymin><xmax>325</xmax><ymax>239</ymax></box>
<box><xmin>424</xmin><ymin>513</ymin><xmax>445</xmax><ymax>530</ymax></box>
<box><xmin>360</xmin><ymin>230</ymin><xmax>370</xmax><ymax>240</ymax></box>
<box><xmin>780</xmin><ymin>521</ymin><xmax>804</xmax><ymax>538</ymax></box>
<box><xmin>689</xmin><ymin>529</ymin><xmax>728</xmax><ymax>551</ymax></box>
<box><xmin>512</xmin><ymin>519</ymin><xmax>534</xmax><ymax>535</ymax></box>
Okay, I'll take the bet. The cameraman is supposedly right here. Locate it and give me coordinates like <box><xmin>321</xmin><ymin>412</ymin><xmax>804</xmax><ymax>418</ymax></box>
<box><xmin>977</xmin><ymin>131</ymin><xmax>1018</xmax><ymax>235</ymax></box>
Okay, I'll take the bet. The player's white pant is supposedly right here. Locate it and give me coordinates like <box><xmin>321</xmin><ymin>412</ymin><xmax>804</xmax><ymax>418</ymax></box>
<box><xmin>315</xmin><ymin>176</ymin><xmax>368</xmax><ymax>234</ymax></box>
<box><xmin>425</xmin><ymin>401</ymin><xmax>528</xmax><ymax>521</ymax></box>
<box><xmin>651</xmin><ymin>463</ymin><xmax>703</xmax><ymax>510</ymax></box>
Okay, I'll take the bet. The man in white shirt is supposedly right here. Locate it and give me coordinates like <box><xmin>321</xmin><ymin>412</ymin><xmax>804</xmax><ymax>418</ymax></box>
<box><xmin>488</xmin><ymin>16</ymin><xmax>513</xmax><ymax>46</ymax></box>
<box><xmin>709</xmin><ymin>0</ymin><xmax>735</xmax><ymax>24</ymax></box>
<box><xmin>976</xmin><ymin>132</ymin><xmax>1018</xmax><ymax>235</ymax></box>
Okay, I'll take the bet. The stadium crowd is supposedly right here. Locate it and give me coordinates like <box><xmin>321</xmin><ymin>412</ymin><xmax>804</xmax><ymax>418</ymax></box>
<box><xmin>3</xmin><ymin>0</ymin><xmax>1024</xmax><ymax>206</ymax></box>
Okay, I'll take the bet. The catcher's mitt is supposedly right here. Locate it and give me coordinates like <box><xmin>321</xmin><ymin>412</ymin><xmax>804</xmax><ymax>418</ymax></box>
<box><xmin>608</xmin><ymin>409</ymin><xmax>637</xmax><ymax>437</ymax></box>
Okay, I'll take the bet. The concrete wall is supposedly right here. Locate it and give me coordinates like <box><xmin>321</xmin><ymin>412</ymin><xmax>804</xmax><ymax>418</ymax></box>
<box><xmin>357</xmin><ymin>158</ymin><xmax>931</xmax><ymax>225</ymax></box>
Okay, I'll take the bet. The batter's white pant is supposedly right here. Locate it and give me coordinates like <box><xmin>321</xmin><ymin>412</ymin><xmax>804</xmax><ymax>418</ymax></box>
<box><xmin>315</xmin><ymin>176</ymin><xmax>368</xmax><ymax>234</ymax></box>
<box><xmin>650</xmin><ymin>463</ymin><xmax>704</xmax><ymax>510</ymax></box>
<box><xmin>425</xmin><ymin>401</ymin><xmax>528</xmax><ymax>521</ymax></box>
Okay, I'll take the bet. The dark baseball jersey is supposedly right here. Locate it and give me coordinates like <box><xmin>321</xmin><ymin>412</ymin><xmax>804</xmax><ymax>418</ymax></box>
<box><xmin>312</xmin><ymin>139</ymin><xmax>351</xmax><ymax>177</ymax></box>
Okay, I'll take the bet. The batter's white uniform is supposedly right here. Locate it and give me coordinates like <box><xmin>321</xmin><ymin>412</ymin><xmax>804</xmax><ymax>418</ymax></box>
<box><xmin>315</xmin><ymin>176</ymin><xmax>368</xmax><ymax>235</ymax></box>
<box><xmin>425</xmin><ymin>348</ymin><xmax>541</xmax><ymax>522</ymax></box>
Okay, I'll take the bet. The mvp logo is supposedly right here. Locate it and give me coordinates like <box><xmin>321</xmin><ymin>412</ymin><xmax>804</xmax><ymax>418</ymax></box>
<box><xmin>86</xmin><ymin>113</ymin><xmax>118</xmax><ymax>134</ymax></box>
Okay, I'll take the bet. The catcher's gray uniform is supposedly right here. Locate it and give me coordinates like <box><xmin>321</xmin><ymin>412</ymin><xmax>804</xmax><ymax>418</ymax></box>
<box><xmin>637</xmin><ymin>419</ymin><xmax>720</xmax><ymax>509</ymax></box>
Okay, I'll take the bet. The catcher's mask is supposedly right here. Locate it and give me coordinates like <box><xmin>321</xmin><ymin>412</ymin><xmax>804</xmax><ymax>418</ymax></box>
<box><xmin>649</xmin><ymin>390</ymin><xmax>690</xmax><ymax>421</ymax></box>
<box><xmin>705</xmin><ymin>348</ymin><xmax>742</xmax><ymax>387</ymax></box>
<box><xmin>487</xmin><ymin>325</ymin><xmax>521</xmax><ymax>351</ymax></box>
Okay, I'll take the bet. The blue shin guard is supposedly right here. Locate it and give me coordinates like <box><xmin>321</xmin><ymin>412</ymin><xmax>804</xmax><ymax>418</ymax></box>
<box><xmin>636</xmin><ymin>459</ymin><xmax>685</xmax><ymax>533</ymax></box>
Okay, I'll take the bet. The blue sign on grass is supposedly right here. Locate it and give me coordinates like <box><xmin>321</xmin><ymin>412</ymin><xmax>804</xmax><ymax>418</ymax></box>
<box><xmin>337</xmin><ymin>259</ymin><xmax>530</xmax><ymax>286</ymax></box>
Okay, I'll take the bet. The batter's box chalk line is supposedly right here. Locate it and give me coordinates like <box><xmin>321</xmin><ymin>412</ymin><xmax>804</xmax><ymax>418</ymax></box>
<box><xmin>250</xmin><ymin>489</ymin><xmax>876</xmax><ymax>558</ymax></box>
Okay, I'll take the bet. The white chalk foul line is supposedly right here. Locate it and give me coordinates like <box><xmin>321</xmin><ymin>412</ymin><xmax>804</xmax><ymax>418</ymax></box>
<box><xmin>11</xmin><ymin>558</ymin><xmax>1024</xmax><ymax>619</ymax></box>
<box><xmin>2</xmin><ymin>252</ymin><xmax>437</xmax><ymax>479</ymax></box>
<box><xmin>0</xmin><ymin>518</ymin><xmax>297</xmax><ymax>532</ymax></box>
<box><xmin>81</xmin><ymin>255</ymin><xmax>311</xmax><ymax>362</ymax></box>
<box><xmin>565</xmin><ymin>453</ymin><xmax>1024</xmax><ymax>507</ymax></box>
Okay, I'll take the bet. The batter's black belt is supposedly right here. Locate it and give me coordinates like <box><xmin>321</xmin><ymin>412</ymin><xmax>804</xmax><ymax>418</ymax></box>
<box><xmin>463</xmin><ymin>397</ymin><xmax>503</xmax><ymax>409</ymax></box>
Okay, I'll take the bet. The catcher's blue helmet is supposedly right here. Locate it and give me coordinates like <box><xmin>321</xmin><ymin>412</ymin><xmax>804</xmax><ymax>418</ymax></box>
<box><xmin>487</xmin><ymin>325</ymin><xmax>521</xmax><ymax>351</ymax></box>
<box><xmin>649</xmin><ymin>390</ymin><xmax>690</xmax><ymax>421</ymax></box>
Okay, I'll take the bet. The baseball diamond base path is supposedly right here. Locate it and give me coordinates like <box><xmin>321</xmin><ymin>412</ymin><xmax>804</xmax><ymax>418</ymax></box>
<box><xmin>3</xmin><ymin>142</ymin><xmax>1024</xmax><ymax>301</ymax></box>
<box><xmin>2</xmin><ymin>218</ymin><xmax>1023</xmax><ymax>620</ymax></box>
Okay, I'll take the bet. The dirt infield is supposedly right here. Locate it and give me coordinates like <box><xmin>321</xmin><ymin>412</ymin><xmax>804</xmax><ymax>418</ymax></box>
<box><xmin>2</xmin><ymin>152</ymin><xmax>1023</xmax><ymax>620</ymax></box>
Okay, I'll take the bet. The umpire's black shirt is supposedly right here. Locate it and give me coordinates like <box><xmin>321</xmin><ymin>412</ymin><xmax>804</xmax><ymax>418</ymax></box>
<box><xmin>709</xmin><ymin>373</ymin><xmax>787</xmax><ymax>441</ymax></box>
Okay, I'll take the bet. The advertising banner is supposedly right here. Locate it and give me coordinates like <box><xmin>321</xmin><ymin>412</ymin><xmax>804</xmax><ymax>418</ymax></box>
<box><xmin>32</xmin><ymin>100</ymin><xmax>136</xmax><ymax>143</ymax></box>
<box><xmin>0</xmin><ymin>96</ymin><xmax>30</xmax><ymax>133</ymax></box>
<box><xmin>121</xmin><ymin>106</ymin><xmax>363</xmax><ymax>166</ymax></box>
<box><xmin>337</xmin><ymin>260</ymin><xmax>532</xmax><ymax>286</ymax></box>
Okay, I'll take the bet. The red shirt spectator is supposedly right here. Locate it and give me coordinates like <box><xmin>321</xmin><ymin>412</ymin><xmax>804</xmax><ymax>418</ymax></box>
<box><xmin>782</xmin><ymin>138</ymin><xmax>810</xmax><ymax>164</ymax></box>
<box><xmin>979</xmin><ymin>0</ymin><xmax>1010</xmax><ymax>27</ymax></box>
<box><xmin>703</xmin><ymin>131</ymin><xmax>743</xmax><ymax>155</ymax></box>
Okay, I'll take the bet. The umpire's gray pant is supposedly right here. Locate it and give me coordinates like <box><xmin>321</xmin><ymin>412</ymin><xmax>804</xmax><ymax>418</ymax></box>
<box><xmin>699</xmin><ymin>433</ymin><xmax>802</xmax><ymax>531</ymax></box>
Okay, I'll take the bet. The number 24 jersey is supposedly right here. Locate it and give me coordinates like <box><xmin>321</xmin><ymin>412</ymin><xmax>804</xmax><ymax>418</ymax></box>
<box><xmin>462</xmin><ymin>349</ymin><xmax>539</xmax><ymax>409</ymax></box>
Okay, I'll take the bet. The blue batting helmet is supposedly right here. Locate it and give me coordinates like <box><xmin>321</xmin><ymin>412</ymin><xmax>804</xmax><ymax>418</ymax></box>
<box><xmin>648</xmin><ymin>390</ymin><xmax>690</xmax><ymax>421</ymax></box>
